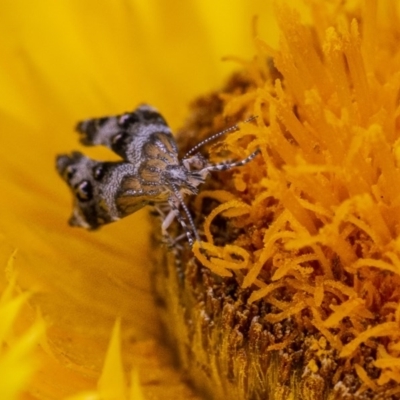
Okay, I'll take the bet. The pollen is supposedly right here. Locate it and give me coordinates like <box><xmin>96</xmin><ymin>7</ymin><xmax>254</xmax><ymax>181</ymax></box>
<box><xmin>154</xmin><ymin>1</ymin><xmax>400</xmax><ymax>398</ymax></box>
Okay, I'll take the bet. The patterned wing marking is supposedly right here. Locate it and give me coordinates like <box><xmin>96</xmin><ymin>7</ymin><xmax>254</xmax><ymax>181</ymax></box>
<box><xmin>115</xmin><ymin>174</ymin><xmax>169</xmax><ymax>217</ymax></box>
<box><xmin>76</xmin><ymin>104</ymin><xmax>176</xmax><ymax>167</ymax></box>
<box><xmin>56</xmin><ymin>152</ymin><xmax>166</xmax><ymax>229</ymax></box>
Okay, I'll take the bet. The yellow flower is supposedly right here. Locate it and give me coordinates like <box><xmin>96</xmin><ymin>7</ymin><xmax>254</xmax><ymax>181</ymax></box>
<box><xmin>177</xmin><ymin>0</ymin><xmax>400</xmax><ymax>398</ymax></box>
<box><xmin>0</xmin><ymin>0</ymin><xmax>286</xmax><ymax>399</ymax></box>
<box><xmin>3</xmin><ymin>0</ymin><xmax>399</xmax><ymax>399</ymax></box>
<box><xmin>0</xmin><ymin>257</ymin><xmax>45</xmax><ymax>399</ymax></box>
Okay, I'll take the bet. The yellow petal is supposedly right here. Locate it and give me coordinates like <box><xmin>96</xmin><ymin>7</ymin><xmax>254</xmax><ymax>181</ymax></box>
<box><xmin>128</xmin><ymin>368</ymin><xmax>145</xmax><ymax>400</ymax></box>
<box><xmin>0</xmin><ymin>0</ymin><xmax>301</xmax><ymax>398</ymax></box>
<box><xmin>97</xmin><ymin>319</ymin><xmax>126</xmax><ymax>400</ymax></box>
<box><xmin>0</xmin><ymin>261</ymin><xmax>45</xmax><ymax>400</ymax></box>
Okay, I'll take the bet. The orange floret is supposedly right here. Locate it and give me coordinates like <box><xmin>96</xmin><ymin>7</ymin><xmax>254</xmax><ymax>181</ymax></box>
<box><xmin>192</xmin><ymin>0</ymin><xmax>400</xmax><ymax>391</ymax></box>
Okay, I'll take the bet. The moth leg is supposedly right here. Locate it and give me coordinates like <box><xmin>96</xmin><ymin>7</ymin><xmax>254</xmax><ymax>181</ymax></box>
<box><xmin>153</xmin><ymin>203</ymin><xmax>177</xmax><ymax>235</ymax></box>
<box><xmin>166</xmin><ymin>197</ymin><xmax>195</xmax><ymax>247</ymax></box>
<box><xmin>151</xmin><ymin>206</ymin><xmax>175</xmax><ymax>246</ymax></box>
<box><xmin>151</xmin><ymin>205</ymin><xmax>190</xmax><ymax>247</ymax></box>
<box><xmin>173</xmin><ymin>209</ymin><xmax>195</xmax><ymax>247</ymax></box>
<box><xmin>161</xmin><ymin>208</ymin><xmax>179</xmax><ymax>235</ymax></box>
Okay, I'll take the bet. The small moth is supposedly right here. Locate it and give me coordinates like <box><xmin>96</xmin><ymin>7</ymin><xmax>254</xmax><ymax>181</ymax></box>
<box><xmin>56</xmin><ymin>104</ymin><xmax>258</xmax><ymax>246</ymax></box>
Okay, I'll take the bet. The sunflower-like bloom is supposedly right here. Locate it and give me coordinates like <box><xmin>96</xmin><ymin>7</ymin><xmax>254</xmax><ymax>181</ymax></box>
<box><xmin>1</xmin><ymin>0</ymin><xmax>399</xmax><ymax>399</ymax></box>
<box><xmin>155</xmin><ymin>1</ymin><xmax>400</xmax><ymax>399</ymax></box>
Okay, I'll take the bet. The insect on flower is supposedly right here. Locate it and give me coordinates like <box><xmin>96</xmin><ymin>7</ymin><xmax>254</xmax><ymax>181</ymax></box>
<box><xmin>56</xmin><ymin>104</ymin><xmax>259</xmax><ymax>246</ymax></box>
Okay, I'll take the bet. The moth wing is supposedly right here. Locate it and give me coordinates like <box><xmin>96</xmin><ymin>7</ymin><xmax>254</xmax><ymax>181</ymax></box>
<box><xmin>56</xmin><ymin>152</ymin><xmax>151</xmax><ymax>229</ymax></box>
<box><xmin>75</xmin><ymin>104</ymin><xmax>178</xmax><ymax>166</ymax></box>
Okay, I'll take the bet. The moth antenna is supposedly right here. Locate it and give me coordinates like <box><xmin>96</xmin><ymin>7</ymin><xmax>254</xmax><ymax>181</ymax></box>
<box><xmin>204</xmin><ymin>148</ymin><xmax>260</xmax><ymax>173</ymax></box>
<box><xmin>171</xmin><ymin>184</ymin><xmax>201</xmax><ymax>246</ymax></box>
<box><xmin>183</xmin><ymin>115</ymin><xmax>257</xmax><ymax>159</ymax></box>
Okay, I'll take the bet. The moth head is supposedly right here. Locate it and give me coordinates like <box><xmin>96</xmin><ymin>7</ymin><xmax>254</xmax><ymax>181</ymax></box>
<box><xmin>182</xmin><ymin>153</ymin><xmax>208</xmax><ymax>171</ymax></box>
<box><xmin>56</xmin><ymin>151</ymin><xmax>109</xmax><ymax>230</ymax></box>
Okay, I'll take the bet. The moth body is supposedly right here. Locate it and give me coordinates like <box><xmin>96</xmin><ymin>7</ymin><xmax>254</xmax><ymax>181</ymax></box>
<box><xmin>56</xmin><ymin>105</ymin><xmax>258</xmax><ymax>245</ymax></box>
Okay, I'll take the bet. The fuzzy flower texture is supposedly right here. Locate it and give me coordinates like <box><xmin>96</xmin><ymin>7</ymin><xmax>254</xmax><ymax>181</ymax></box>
<box><xmin>2</xmin><ymin>1</ymin><xmax>400</xmax><ymax>400</ymax></box>
<box><xmin>189</xmin><ymin>1</ymin><xmax>400</xmax><ymax>398</ymax></box>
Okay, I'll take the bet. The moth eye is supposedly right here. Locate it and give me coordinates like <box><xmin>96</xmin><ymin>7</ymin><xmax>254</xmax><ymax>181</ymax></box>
<box><xmin>118</xmin><ymin>113</ymin><xmax>140</xmax><ymax>128</ymax></box>
<box><xmin>64</xmin><ymin>165</ymin><xmax>76</xmax><ymax>181</ymax></box>
<box><xmin>93</xmin><ymin>164</ymin><xmax>105</xmax><ymax>180</ymax></box>
<box><xmin>74</xmin><ymin>180</ymin><xmax>93</xmax><ymax>202</ymax></box>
